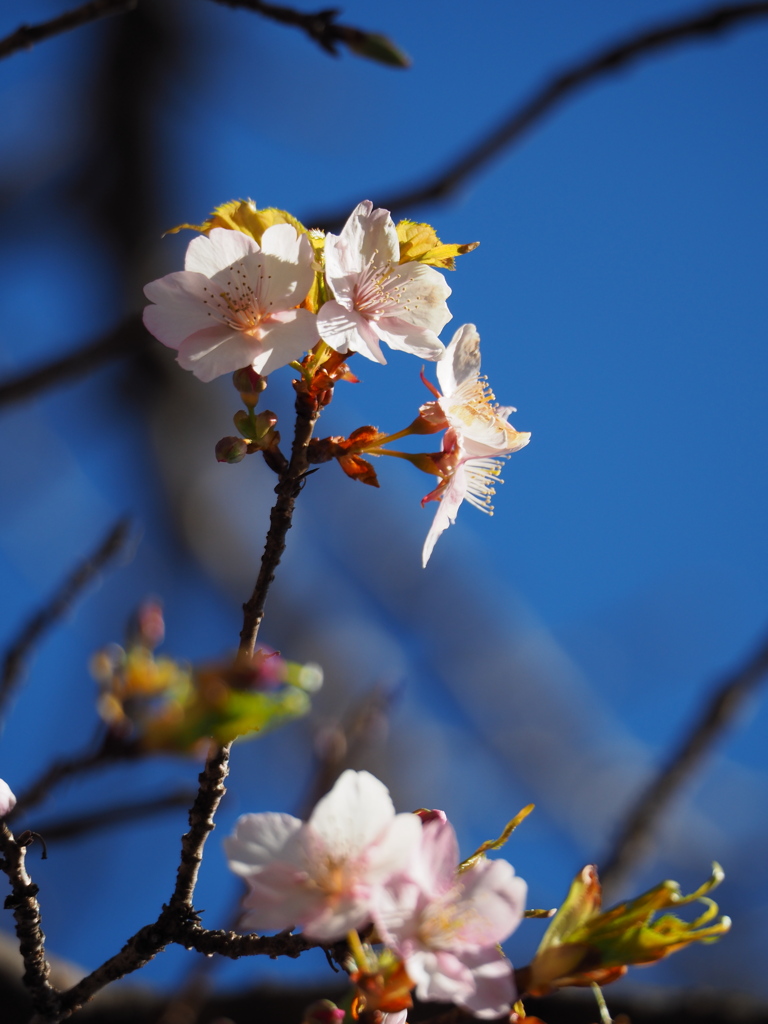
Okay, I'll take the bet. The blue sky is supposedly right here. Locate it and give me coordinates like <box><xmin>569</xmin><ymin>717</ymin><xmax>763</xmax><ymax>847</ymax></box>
<box><xmin>0</xmin><ymin>0</ymin><xmax>766</xmax><ymax>1004</ymax></box>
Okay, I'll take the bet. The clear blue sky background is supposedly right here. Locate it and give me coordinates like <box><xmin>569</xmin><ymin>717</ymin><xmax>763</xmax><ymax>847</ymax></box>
<box><xmin>0</xmin><ymin>0</ymin><xmax>767</xmax><ymax>1006</ymax></box>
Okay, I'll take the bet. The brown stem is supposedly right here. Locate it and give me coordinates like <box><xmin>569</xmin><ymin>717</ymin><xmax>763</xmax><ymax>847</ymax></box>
<box><xmin>307</xmin><ymin>2</ymin><xmax>768</xmax><ymax>230</ymax></box>
<box><xmin>0</xmin><ymin>823</ymin><xmax>58</xmax><ymax>1017</ymax></box>
<box><xmin>0</xmin><ymin>0</ymin><xmax>136</xmax><ymax>62</ymax></box>
<box><xmin>600</xmin><ymin>626</ymin><xmax>768</xmax><ymax>896</ymax></box>
<box><xmin>239</xmin><ymin>387</ymin><xmax>321</xmax><ymax>657</ymax></box>
<box><xmin>0</xmin><ymin>520</ymin><xmax>131</xmax><ymax>722</ymax></box>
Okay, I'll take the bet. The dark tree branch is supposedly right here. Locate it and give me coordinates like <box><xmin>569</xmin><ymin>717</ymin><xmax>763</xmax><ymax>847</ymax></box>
<box><xmin>205</xmin><ymin>0</ymin><xmax>409</xmax><ymax>65</ymax></box>
<box><xmin>307</xmin><ymin>1</ymin><xmax>768</xmax><ymax>229</ymax></box>
<box><xmin>31</xmin><ymin>790</ymin><xmax>196</xmax><ymax>843</ymax></box>
<box><xmin>0</xmin><ymin>316</ymin><xmax>149</xmax><ymax>412</ymax></box>
<box><xmin>0</xmin><ymin>520</ymin><xmax>131</xmax><ymax>723</ymax></box>
<box><xmin>0</xmin><ymin>0</ymin><xmax>136</xmax><ymax>62</ymax></box>
<box><xmin>0</xmin><ymin>823</ymin><xmax>58</xmax><ymax>1018</ymax></box>
<box><xmin>600</xmin><ymin>626</ymin><xmax>768</xmax><ymax>895</ymax></box>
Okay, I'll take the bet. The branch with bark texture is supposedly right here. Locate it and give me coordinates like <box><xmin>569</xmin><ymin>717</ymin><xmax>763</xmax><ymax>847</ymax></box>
<box><xmin>600</xmin><ymin>625</ymin><xmax>768</xmax><ymax>896</ymax></box>
<box><xmin>0</xmin><ymin>520</ymin><xmax>131</xmax><ymax>722</ymax></box>
<box><xmin>0</xmin><ymin>0</ymin><xmax>136</xmax><ymax>62</ymax></box>
<box><xmin>307</xmin><ymin>1</ymin><xmax>768</xmax><ymax>230</ymax></box>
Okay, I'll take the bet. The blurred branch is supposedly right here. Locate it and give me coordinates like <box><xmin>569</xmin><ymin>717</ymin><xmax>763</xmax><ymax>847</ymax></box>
<box><xmin>0</xmin><ymin>520</ymin><xmax>131</xmax><ymax>723</ymax></box>
<box><xmin>0</xmin><ymin>0</ymin><xmax>136</xmax><ymax>62</ymax></box>
<box><xmin>307</xmin><ymin>1</ymin><xmax>768</xmax><ymax>228</ymax></box>
<box><xmin>600</xmin><ymin>626</ymin><xmax>768</xmax><ymax>895</ymax></box>
<box><xmin>0</xmin><ymin>316</ymin><xmax>148</xmax><ymax>411</ymax></box>
<box><xmin>206</xmin><ymin>0</ymin><xmax>410</xmax><ymax>66</ymax></box>
<box><xmin>32</xmin><ymin>790</ymin><xmax>196</xmax><ymax>843</ymax></box>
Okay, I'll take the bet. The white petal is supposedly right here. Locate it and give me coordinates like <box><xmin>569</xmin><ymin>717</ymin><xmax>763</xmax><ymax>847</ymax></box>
<box><xmin>251</xmin><ymin>310</ymin><xmax>319</xmax><ymax>375</ymax></box>
<box><xmin>460</xmin><ymin>948</ymin><xmax>516</xmax><ymax>1019</ymax></box>
<box><xmin>365</xmin><ymin>812</ymin><xmax>423</xmax><ymax>883</ymax></box>
<box><xmin>437</xmin><ymin>324</ymin><xmax>481</xmax><ymax>396</ymax></box>
<box><xmin>377</xmin><ymin>318</ymin><xmax>446</xmax><ymax>361</ymax></box>
<box><xmin>184</xmin><ymin>227</ymin><xmax>258</xmax><ymax>275</ymax></box>
<box><xmin>257</xmin><ymin>225</ymin><xmax>315</xmax><ymax>310</ymax></box>
<box><xmin>380</xmin><ymin>262</ymin><xmax>452</xmax><ymax>334</ymax></box>
<box><xmin>422</xmin><ymin>465</ymin><xmax>468</xmax><ymax>567</ymax></box>
<box><xmin>224</xmin><ymin>812</ymin><xmax>304</xmax><ymax>877</ymax></box>
<box><xmin>143</xmin><ymin>271</ymin><xmax>219</xmax><ymax>348</ymax></box>
<box><xmin>317</xmin><ymin>301</ymin><xmax>386</xmax><ymax>363</ymax></box>
<box><xmin>177</xmin><ymin>325</ymin><xmax>261</xmax><ymax>382</ymax></box>
<box><xmin>309</xmin><ymin>770</ymin><xmax>396</xmax><ymax>858</ymax></box>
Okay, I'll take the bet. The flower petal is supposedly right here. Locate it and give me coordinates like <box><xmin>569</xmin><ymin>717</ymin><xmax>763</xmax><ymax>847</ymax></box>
<box><xmin>376</xmin><ymin>318</ymin><xmax>446</xmax><ymax>361</ymax></box>
<box><xmin>184</xmin><ymin>227</ymin><xmax>259</xmax><ymax>275</ymax></box>
<box><xmin>257</xmin><ymin>224</ymin><xmax>315</xmax><ymax>309</ymax></box>
<box><xmin>224</xmin><ymin>812</ymin><xmax>304</xmax><ymax>877</ymax></box>
<box><xmin>437</xmin><ymin>324</ymin><xmax>481</xmax><ymax>396</ymax></box>
<box><xmin>309</xmin><ymin>769</ymin><xmax>396</xmax><ymax>859</ymax></box>
<box><xmin>143</xmin><ymin>271</ymin><xmax>219</xmax><ymax>348</ymax></box>
<box><xmin>317</xmin><ymin>301</ymin><xmax>386</xmax><ymax>363</ymax></box>
<box><xmin>177</xmin><ymin>325</ymin><xmax>261</xmax><ymax>382</ymax></box>
<box><xmin>460</xmin><ymin>948</ymin><xmax>516</xmax><ymax>1019</ymax></box>
<box><xmin>422</xmin><ymin>462</ymin><xmax>467</xmax><ymax>567</ymax></box>
<box><xmin>252</xmin><ymin>310</ymin><xmax>319</xmax><ymax>375</ymax></box>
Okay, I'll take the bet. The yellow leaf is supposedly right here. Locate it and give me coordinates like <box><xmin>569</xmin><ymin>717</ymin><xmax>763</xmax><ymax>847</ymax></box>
<box><xmin>396</xmin><ymin>219</ymin><xmax>479</xmax><ymax>270</ymax></box>
<box><xmin>166</xmin><ymin>200</ymin><xmax>309</xmax><ymax>245</ymax></box>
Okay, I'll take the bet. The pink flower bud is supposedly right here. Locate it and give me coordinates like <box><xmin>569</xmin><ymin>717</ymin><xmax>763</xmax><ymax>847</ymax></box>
<box><xmin>215</xmin><ymin>436</ymin><xmax>249</xmax><ymax>464</ymax></box>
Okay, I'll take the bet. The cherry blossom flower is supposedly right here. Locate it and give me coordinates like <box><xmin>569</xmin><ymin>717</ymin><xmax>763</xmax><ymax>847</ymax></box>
<box><xmin>143</xmin><ymin>225</ymin><xmax>318</xmax><ymax>381</ymax></box>
<box><xmin>374</xmin><ymin>815</ymin><xmax>527</xmax><ymax>1019</ymax></box>
<box><xmin>420</xmin><ymin>325</ymin><xmax>531</xmax><ymax>567</ymax></box>
<box><xmin>224</xmin><ymin>769</ymin><xmax>422</xmax><ymax>941</ymax></box>
<box><xmin>317</xmin><ymin>201</ymin><xmax>451</xmax><ymax>364</ymax></box>
<box><xmin>0</xmin><ymin>778</ymin><xmax>16</xmax><ymax>817</ymax></box>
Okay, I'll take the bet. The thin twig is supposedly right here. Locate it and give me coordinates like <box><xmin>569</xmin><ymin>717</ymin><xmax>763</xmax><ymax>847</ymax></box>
<box><xmin>0</xmin><ymin>0</ymin><xmax>136</xmax><ymax>62</ymax></box>
<box><xmin>10</xmin><ymin>741</ymin><xmax>129</xmax><ymax>821</ymax></box>
<box><xmin>0</xmin><ymin>822</ymin><xmax>58</xmax><ymax>1017</ymax></box>
<box><xmin>600</xmin><ymin>626</ymin><xmax>768</xmax><ymax>895</ymax></box>
<box><xmin>206</xmin><ymin>0</ymin><xmax>408</xmax><ymax>64</ymax></box>
<box><xmin>0</xmin><ymin>316</ymin><xmax>148</xmax><ymax>411</ymax></box>
<box><xmin>31</xmin><ymin>790</ymin><xmax>196</xmax><ymax>843</ymax></box>
<box><xmin>307</xmin><ymin>1</ymin><xmax>768</xmax><ymax>229</ymax></box>
<box><xmin>0</xmin><ymin>520</ymin><xmax>132</xmax><ymax>722</ymax></box>
<box><xmin>239</xmin><ymin>386</ymin><xmax>322</xmax><ymax>656</ymax></box>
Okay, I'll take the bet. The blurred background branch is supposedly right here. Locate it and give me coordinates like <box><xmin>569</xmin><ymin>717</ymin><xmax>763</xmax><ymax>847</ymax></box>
<box><xmin>0</xmin><ymin>0</ymin><xmax>136</xmax><ymax>62</ymax></box>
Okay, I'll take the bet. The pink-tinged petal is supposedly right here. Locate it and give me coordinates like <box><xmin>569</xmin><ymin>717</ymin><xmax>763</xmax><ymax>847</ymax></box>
<box><xmin>326</xmin><ymin>201</ymin><xmax>398</xmax><ymax>282</ymax></box>
<box><xmin>452</xmin><ymin>859</ymin><xmax>527</xmax><ymax>949</ymax></box>
<box><xmin>184</xmin><ymin>227</ymin><xmax>258</xmax><ymax>275</ymax></box>
<box><xmin>460</xmin><ymin>948</ymin><xmax>516</xmax><ymax>1019</ymax></box>
<box><xmin>437</xmin><ymin>324</ymin><xmax>481</xmax><ymax>396</ymax></box>
<box><xmin>257</xmin><ymin>225</ymin><xmax>315</xmax><ymax>309</ymax></box>
<box><xmin>302</xmin><ymin>894</ymin><xmax>375</xmax><ymax>942</ymax></box>
<box><xmin>143</xmin><ymin>271</ymin><xmax>219</xmax><ymax>348</ymax></box>
<box><xmin>461</xmin><ymin>427</ymin><xmax>530</xmax><ymax>461</ymax></box>
<box><xmin>376</xmin><ymin>318</ymin><xmax>446</xmax><ymax>361</ymax></box>
<box><xmin>373</xmin><ymin>878</ymin><xmax>425</xmax><ymax>951</ymax></box>
<box><xmin>412</xmin><ymin>817</ymin><xmax>461</xmax><ymax>895</ymax></box>
<box><xmin>239</xmin><ymin>860</ymin><xmax>328</xmax><ymax>933</ymax></box>
<box><xmin>309</xmin><ymin>769</ymin><xmax>397</xmax><ymax>859</ymax></box>
<box><xmin>253</xmin><ymin>310</ymin><xmax>319</xmax><ymax>375</ymax></box>
<box><xmin>365</xmin><ymin>812</ymin><xmax>424</xmax><ymax>883</ymax></box>
<box><xmin>381</xmin><ymin>263</ymin><xmax>452</xmax><ymax>334</ymax></box>
<box><xmin>224</xmin><ymin>812</ymin><xmax>304</xmax><ymax>876</ymax></box>
<box><xmin>0</xmin><ymin>779</ymin><xmax>16</xmax><ymax>817</ymax></box>
<box><xmin>177</xmin><ymin>325</ymin><xmax>261</xmax><ymax>382</ymax></box>
<box><xmin>422</xmin><ymin>463</ymin><xmax>468</xmax><ymax>567</ymax></box>
<box><xmin>317</xmin><ymin>301</ymin><xmax>386</xmax><ymax>363</ymax></box>
<box><xmin>408</xmin><ymin>950</ymin><xmax>475</xmax><ymax>1004</ymax></box>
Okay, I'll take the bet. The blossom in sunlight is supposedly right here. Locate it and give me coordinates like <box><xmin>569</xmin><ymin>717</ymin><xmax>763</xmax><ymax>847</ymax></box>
<box><xmin>317</xmin><ymin>201</ymin><xmax>451</xmax><ymax>364</ymax></box>
<box><xmin>143</xmin><ymin>225</ymin><xmax>318</xmax><ymax>381</ymax></box>
<box><xmin>0</xmin><ymin>778</ymin><xmax>16</xmax><ymax>817</ymax></box>
<box><xmin>374</xmin><ymin>814</ymin><xmax>527</xmax><ymax>1019</ymax></box>
<box><xmin>420</xmin><ymin>325</ymin><xmax>531</xmax><ymax>567</ymax></box>
<box><xmin>517</xmin><ymin>863</ymin><xmax>731</xmax><ymax>997</ymax></box>
<box><xmin>224</xmin><ymin>769</ymin><xmax>422</xmax><ymax>941</ymax></box>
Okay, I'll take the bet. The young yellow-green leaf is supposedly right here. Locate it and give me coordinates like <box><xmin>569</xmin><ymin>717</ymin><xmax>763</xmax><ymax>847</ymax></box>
<box><xmin>396</xmin><ymin>219</ymin><xmax>479</xmax><ymax>270</ymax></box>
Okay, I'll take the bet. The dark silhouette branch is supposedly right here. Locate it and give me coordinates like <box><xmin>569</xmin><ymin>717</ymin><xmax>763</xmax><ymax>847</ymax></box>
<box><xmin>600</xmin><ymin>626</ymin><xmax>768</xmax><ymax>895</ymax></box>
<box><xmin>307</xmin><ymin>1</ymin><xmax>768</xmax><ymax>229</ymax></box>
<box><xmin>0</xmin><ymin>0</ymin><xmax>136</xmax><ymax>62</ymax></box>
<box><xmin>0</xmin><ymin>520</ymin><xmax>132</xmax><ymax>723</ymax></box>
<box><xmin>31</xmin><ymin>790</ymin><xmax>196</xmax><ymax>843</ymax></box>
<box><xmin>0</xmin><ymin>316</ymin><xmax>149</xmax><ymax>412</ymax></box>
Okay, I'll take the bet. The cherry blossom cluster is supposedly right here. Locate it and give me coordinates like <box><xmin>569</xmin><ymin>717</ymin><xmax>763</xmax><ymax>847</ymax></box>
<box><xmin>225</xmin><ymin>770</ymin><xmax>527</xmax><ymax>1019</ymax></box>
<box><xmin>142</xmin><ymin>200</ymin><xmax>531</xmax><ymax>564</ymax></box>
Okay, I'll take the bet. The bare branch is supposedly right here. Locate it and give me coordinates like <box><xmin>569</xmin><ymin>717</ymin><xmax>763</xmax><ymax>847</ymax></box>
<box><xmin>307</xmin><ymin>2</ymin><xmax>768</xmax><ymax>229</ymax></box>
<box><xmin>205</xmin><ymin>0</ymin><xmax>409</xmax><ymax>66</ymax></box>
<box><xmin>0</xmin><ymin>316</ymin><xmax>149</xmax><ymax>411</ymax></box>
<box><xmin>0</xmin><ymin>823</ymin><xmax>58</xmax><ymax>1017</ymax></box>
<box><xmin>31</xmin><ymin>790</ymin><xmax>196</xmax><ymax>843</ymax></box>
<box><xmin>0</xmin><ymin>0</ymin><xmax>137</xmax><ymax>62</ymax></box>
<box><xmin>600</xmin><ymin>626</ymin><xmax>768</xmax><ymax>895</ymax></box>
<box><xmin>0</xmin><ymin>520</ymin><xmax>132</xmax><ymax>722</ymax></box>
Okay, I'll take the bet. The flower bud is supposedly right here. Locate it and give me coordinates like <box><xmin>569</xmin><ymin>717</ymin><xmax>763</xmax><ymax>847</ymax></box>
<box><xmin>232</xmin><ymin>367</ymin><xmax>266</xmax><ymax>406</ymax></box>
<box><xmin>302</xmin><ymin>1000</ymin><xmax>345</xmax><ymax>1024</ymax></box>
<box><xmin>215</xmin><ymin>436</ymin><xmax>249</xmax><ymax>464</ymax></box>
<box><xmin>0</xmin><ymin>778</ymin><xmax>16</xmax><ymax>817</ymax></box>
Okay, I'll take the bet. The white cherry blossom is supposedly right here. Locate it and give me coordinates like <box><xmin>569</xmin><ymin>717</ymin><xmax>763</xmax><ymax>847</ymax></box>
<box><xmin>224</xmin><ymin>769</ymin><xmax>422</xmax><ymax>942</ymax></box>
<box><xmin>143</xmin><ymin>225</ymin><xmax>318</xmax><ymax>381</ymax></box>
<box><xmin>0</xmin><ymin>778</ymin><xmax>15</xmax><ymax>817</ymax></box>
<box><xmin>317</xmin><ymin>201</ymin><xmax>451</xmax><ymax>364</ymax></box>
<box><xmin>374</xmin><ymin>815</ymin><xmax>527</xmax><ymax>1019</ymax></box>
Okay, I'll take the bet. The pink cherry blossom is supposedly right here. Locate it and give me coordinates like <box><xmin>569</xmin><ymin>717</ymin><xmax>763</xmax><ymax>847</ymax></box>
<box><xmin>420</xmin><ymin>325</ymin><xmax>530</xmax><ymax>567</ymax></box>
<box><xmin>317</xmin><ymin>201</ymin><xmax>451</xmax><ymax>364</ymax></box>
<box><xmin>374</xmin><ymin>816</ymin><xmax>527</xmax><ymax>1019</ymax></box>
<box><xmin>0</xmin><ymin>778</ymin><xmax>16</xmax><ymax>817</ymax></box>
<box><xmin>224</xmin><ymin>769</ymin><xmax>422</xmax><ymax>942</ymax></box>
<box><xmin>143</xmin><ymin>225</ymin><xmax>318</xmax><ymax>381</ymax></box>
